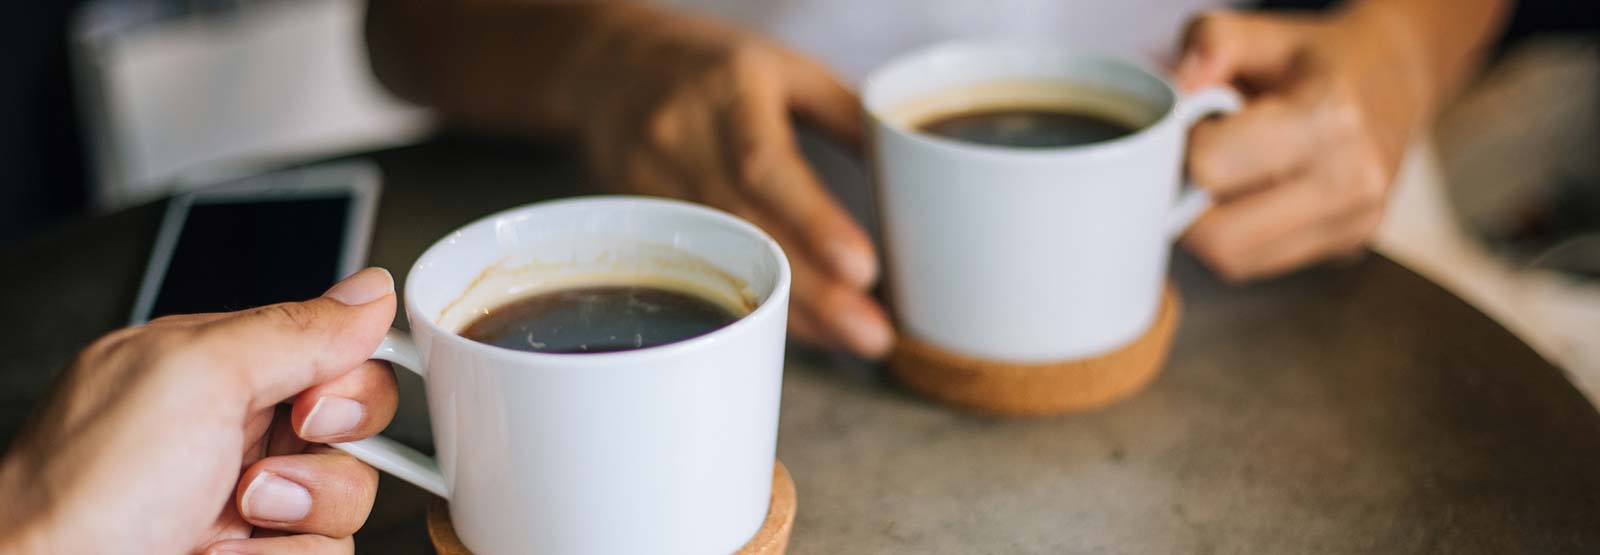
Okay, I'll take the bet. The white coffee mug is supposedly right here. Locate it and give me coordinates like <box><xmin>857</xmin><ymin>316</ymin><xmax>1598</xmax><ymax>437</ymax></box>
<box><xmin>332</xmin><ymin>197</ymin><xmax>791</xmax><ymax>555</ymax></box>
<box><xmin>863</xmin><ymin>40</ymin><xmax>1241</xmax><ymax>362</ymax></box>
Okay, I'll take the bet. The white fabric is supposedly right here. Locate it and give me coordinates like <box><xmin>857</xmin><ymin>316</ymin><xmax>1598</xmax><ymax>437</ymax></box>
<box><xmin>656</xmin><ymin>0</ymin><xmax>1232</xmax><ymax>82</ymax></box>
<box><xmin>74</xmin><ymin>0</ymin><xmax>432</xmax><ymax>209</ymax></box>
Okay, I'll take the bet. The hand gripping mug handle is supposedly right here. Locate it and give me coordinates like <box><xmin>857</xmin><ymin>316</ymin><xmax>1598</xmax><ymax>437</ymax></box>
<box><xmin>328</xmin><ymin>329</ymin><xmax>449</xmax><ymax>498</ymax></box>
<box><xmin>1166</xmin><ymin>86</ymin><xmax>1244</xmax><ymax>239</ymax></box>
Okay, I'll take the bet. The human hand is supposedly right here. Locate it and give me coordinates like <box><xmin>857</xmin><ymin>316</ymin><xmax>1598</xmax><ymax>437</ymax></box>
<box><xmin>569</xmin><ymin>5</ymin><xmax>893</xmax><ymax>358</ymax></box>
<box><xmin>0</xmin><ymin>268</ymin><xmax>399</xmax><ymax>555</ymax></box>
<box><xmin>1175</xmin><ymin>8</ymin><xmax>1436</xmax><ymax>280</ymax></box>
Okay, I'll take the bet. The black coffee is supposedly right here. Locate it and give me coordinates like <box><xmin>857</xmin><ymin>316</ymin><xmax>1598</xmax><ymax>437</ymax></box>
<box><xmin>915</xmin><ymin>108</ymin><xmax>1137</xmax><ymax>148</ymax></box>
<box><xmin>460</xmin><ymin>285</ymin><xmax>743</xmax><ymax>354</ymax></box>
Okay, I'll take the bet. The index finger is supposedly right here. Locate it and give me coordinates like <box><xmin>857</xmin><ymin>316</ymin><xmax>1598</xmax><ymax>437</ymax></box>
<box><xmin>775</xmin><ymin>47</ymin><xmax>864</xmax><ymax>149</ymax></box>
<box><xmin>724</xmin><ymin>74</ymin><xmax>879</xmax><ymax>288</ymax></box>
<box><xmin>1176</xmin><ymin>10</ymin><xmax>1307</xmax><ymax>91</ymax></box>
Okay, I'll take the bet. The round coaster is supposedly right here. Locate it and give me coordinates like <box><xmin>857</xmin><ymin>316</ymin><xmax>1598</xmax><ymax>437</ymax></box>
<box><xmin>428</xmin><ymin>461</ymin><xmax>796</xmax><ymax>555</ymax></box>
<box><xmin>890</xmin><ymin>284</ymin><xmax>1180</xmax><ymax>417</ymax></box>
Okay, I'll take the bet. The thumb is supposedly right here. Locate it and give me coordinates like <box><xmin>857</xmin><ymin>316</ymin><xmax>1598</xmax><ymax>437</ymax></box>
<box><xmin>193</xmin><ymin>268</ymin><xmax>397</xmax><ymax>410</ymax></box>
<box><xmin>1174</xmin><ymin>11</ymin><xmax>1302</xmax><ymax>92</ymax></box>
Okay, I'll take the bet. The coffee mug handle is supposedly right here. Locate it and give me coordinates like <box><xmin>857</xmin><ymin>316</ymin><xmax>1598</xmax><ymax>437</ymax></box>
<box><xmin>1167</xmin><ymin>86</ymin><xmax>1245</xmax><ymax>239</ymax></box>
<box><xmin>329</xmin><ymin>329</ymin><xmax>449</xmax><ymax>498</ymax></box>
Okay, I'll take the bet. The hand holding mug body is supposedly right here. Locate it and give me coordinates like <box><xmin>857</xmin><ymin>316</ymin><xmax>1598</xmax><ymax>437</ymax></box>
<box><xmin>574</xmin><ymin>6</ymin><xmax>890</xmax><ymax>358</ymax></box>
<box><xmin>367</xmin><ymin>2</ymin><xmax>892</xmax><ymax>358</ymax></box>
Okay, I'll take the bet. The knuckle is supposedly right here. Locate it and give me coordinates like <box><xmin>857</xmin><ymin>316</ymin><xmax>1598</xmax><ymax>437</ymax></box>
<box><xmin>144</xmin><ymin>330</ymin><xmax>211</xmax><ymax>378</ymax></box>
<box><xmin>356</xmin><ymin>455</ymin><xmax>381</xmax><ymax>490</ymax></box>
<box><xmin>80</xmin><ymin>326</ymin><xmax>143</xmax><ymax>362</ymax></box>
<box><xmin>1187</xmin><ymin>12</ymin><xmax>1233</xmax><ymax>45</ymax></box>
<box><xmin>723</xmin><ymin>41</ymin><xmax>770</xmax><ymax>76</ymax></box>
<box><xmin>644</xmin><ymin>102</ymin><xmax>684</xmax><ymax>150</ymax></box>
<box><xmin>261</xmin><ymin>302</ymin><xmax>320</xmax><ymax>334</ymax></box>
<box><xmin>736</xmin><ymin>145</ymin><xmax>773</xmax><ymax>194</ymax></box>
<box><xmin>701</xmin><ymin>40</ymin><xmax>776</xmax><ymax>102</ymax></box>
<box><xmin>75</xmin><ymin>325</ymin><xmax>240</xmax><ymax>402</ymax></box>
<box><xmin>685</xmin><ymin>43</ymin><xmax>746</xmax><ymax>88</ymax></box>
<box><xmin>327</xmin><ymin>457</ymin><xmax>380</xmax><ymax>536</ymax></box>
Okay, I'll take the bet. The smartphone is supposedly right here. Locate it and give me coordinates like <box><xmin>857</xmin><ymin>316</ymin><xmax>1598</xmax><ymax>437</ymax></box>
<box><xmin>130</xmin><ymin>161</ymin><xmax>381</xmax><ymax>324</ymax></box>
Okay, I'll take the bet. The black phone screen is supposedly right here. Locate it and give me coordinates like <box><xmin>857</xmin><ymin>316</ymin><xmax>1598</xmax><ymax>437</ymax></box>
<box><xmin>148</xmin><ymin>194</ymin><xmax>353</xmax><ymax>319</ymax></box>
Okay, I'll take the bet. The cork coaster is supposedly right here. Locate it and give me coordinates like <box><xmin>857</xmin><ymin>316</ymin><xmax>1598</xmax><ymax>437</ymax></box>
<box><xmin>890</xmin><ymin>284</ymin><xmax>1180</xmax><ymax>417</ymax></box>
<box><xmin>428</xmin><ymin>461</ymin><xmax>796</xmax><ymax>554</ymax></box>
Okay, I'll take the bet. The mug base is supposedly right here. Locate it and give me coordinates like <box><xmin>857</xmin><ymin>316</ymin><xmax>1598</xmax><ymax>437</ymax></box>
<box><xmin>427</xmin><ymin>461</ymin><xmax>797</xmax><ymax>555</ymax></box>
<box><xmin>889</xmin><ymin>283</ymin><xmax>1180</xmax><ymax>417</ymax></box>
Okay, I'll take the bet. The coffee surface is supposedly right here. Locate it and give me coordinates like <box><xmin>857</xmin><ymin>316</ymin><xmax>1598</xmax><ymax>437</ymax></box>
<box><xmin>915</xmin><ymin>108</ymin><xmax>1137</xmax><ymax>148</ymax></box>
<box><xmin>460</xmin><ymin>285</ymin><xmax>743</xmax><ymax>354</ymax></box>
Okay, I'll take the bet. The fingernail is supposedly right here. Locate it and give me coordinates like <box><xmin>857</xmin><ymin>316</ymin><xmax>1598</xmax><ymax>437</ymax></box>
<box><xmin>299</xmin><ymin>396</ymin><xmax>365</xmax><ymax>441</ymax></box>
<box><xmin>325</xmin><ymin>267</ymin><xmax>393</xmax><ymax>305</ymax></box>
<box><xmin>829</xmin><ymin>240</ymin><xmax>878</xmax><ymax>288</ymax></box>
<box><xmin>840</xmin><ymin>311</ymin><xmax>894</xmax><ymax>359</ymax></box>
<box><xmin>241</xmin><ymin>472</ymin><xmax>311</xmax><ymax>523</ymax></box>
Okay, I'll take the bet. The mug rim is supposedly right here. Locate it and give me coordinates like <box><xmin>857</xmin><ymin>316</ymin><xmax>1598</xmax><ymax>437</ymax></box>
<box><xmin>862</xmin><ymin>39</ymin><xmax>1182</xmax><ymax>160</ymax></box>
<box><xmin>402</xmin><ymin>195</ymin><xmax>792</xmax><ymax>366</ymax></box>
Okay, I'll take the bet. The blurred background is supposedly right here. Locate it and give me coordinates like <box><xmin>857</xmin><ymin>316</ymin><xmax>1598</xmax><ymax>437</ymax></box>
<box><xmin>2</xmin><ymin>0</ymin><xmax>1597</xmax><ymax>398</ymax></box>
<box><xmin>2</xmin><ymin>0</ymin><xmax>429</xmax><ymax>234</ymax></box>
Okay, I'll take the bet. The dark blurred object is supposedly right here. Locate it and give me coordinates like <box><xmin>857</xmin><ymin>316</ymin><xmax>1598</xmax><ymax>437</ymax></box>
<box><xmin>3</xmin><ymin>0</ymin><xmax>1595</xmax><ymax>247</ymax></box>
<box><xmin>1434</xmin><ymin>36</ymin><xmax>1600</xmax><ymax>279</ymax></box>
<box><xmin>0</xmin><ymin>1</ymin><xmax>89</xmax><ymax>245</ymax></box>
<box><xmin>1527</xmin><ymin>234</ymin><xmax>1600</xmax><ymax>279</ymax></box>
<box><xmin>1501</xmin><ymin>0</ymin><xmax>1600</xmax><ymax>47</ymax></box>
<box><xmin>1491</xmin><ymin>3</ymin><xmax>1599</xmax><ymax>280</ymax></box>
<box><xmin>1262</xmin><ymin>0</ymin><xmax>1598</xmax><ymax>52</ymax></box>
<box><xmin>1506</xmin><ymin>177</ymin><xmax>1600</xmax><ymax>279</ymax></box>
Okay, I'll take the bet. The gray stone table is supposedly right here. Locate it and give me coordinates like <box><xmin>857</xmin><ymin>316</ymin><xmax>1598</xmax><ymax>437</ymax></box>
<box><xmin>3</xmin><ymin>137</ymin><xmax>1600</xmax><ymax>554</ymax></box>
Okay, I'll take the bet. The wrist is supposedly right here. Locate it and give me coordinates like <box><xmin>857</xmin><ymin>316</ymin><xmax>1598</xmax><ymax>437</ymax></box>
<box><xmin>1339</xmin><ymin>0</ymin><xmax>1507</xmax><ymax>112</ymax></box>
<box><xmin>1328</xmin><ymin>3</ymin><xmax>1437</xmax><ymax>116</ymax></box>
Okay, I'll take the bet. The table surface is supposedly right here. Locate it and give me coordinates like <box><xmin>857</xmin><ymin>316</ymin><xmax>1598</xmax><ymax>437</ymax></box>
<box><xmin>5</xmin><ymin>137</ymin><xmax>1600</xmax><ymax>554</ymax></box>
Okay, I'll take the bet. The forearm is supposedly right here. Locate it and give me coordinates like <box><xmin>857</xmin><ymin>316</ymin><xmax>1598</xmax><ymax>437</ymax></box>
<box><xmin>1342</xmin><ymin>0</ymin><xmax>1512</xmax><ymax>112</ymax></box>
<box><xmin>364</xmin><ymin>1</ymin><xmax>656</xmax><ymax>137</ymax></box>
